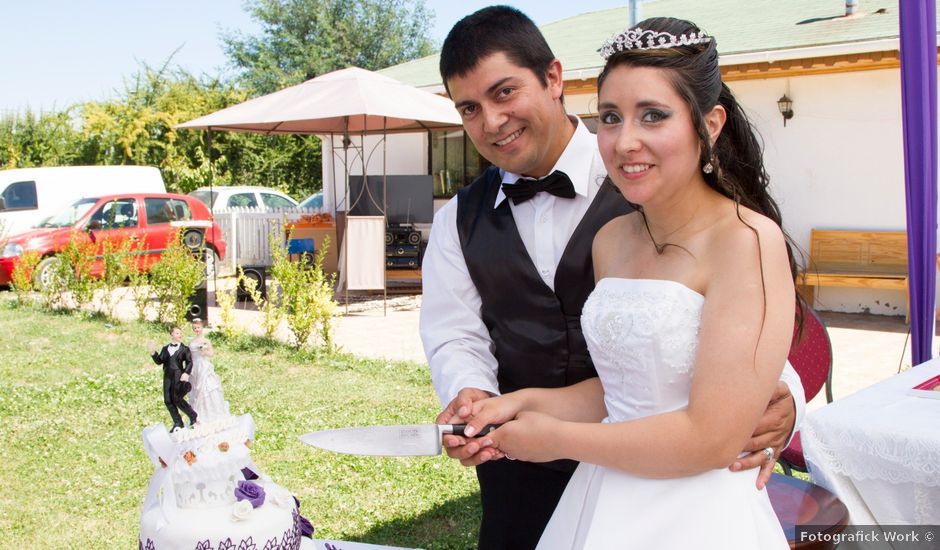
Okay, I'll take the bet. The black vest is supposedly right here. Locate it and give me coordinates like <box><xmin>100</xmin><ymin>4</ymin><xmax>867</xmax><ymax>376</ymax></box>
<box><xmin>456</xmin><ymin>167</ymin><xmax>635</xmax><ymax>394</ymax></box>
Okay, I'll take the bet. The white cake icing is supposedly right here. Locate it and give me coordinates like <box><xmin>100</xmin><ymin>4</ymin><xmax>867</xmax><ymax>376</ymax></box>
<box><xmin>140</xmin><ymin>478</ymin><xmax>301</xmax><ymax>550</ymax></box>
<box><xmin>140</xmin><ymin>358</ymin><xmax>307</xmax><ymax>549</ymax></box>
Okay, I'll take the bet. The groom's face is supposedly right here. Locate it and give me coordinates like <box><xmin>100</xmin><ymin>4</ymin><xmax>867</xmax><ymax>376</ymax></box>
<box><xmin>170</xmin><ymin>328</ymin><xmax>182</xmax><ymax>343</ymax></box>
<box><xmin>447</xmin><ymin>52</ymin><xmax>566</xmax><ymax>178</ymax></box>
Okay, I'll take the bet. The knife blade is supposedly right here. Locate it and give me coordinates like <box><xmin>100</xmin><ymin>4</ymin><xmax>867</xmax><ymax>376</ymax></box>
<box><xmin>299</xmin><ymin>424</ymin><xmax>497</xmax><ymax>456</ymax></box>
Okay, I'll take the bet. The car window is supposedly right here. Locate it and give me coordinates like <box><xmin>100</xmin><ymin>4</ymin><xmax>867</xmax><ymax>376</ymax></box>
<box><xmin>300</xmin><ymin>193</ymin><xmax>323</xmax><ymax>210</ymax></box>
<box><xmin>88</xmin><ymin>199</ymin><xmax>138</xmax><ymax>230</ymax></box>
<box><xmin>169</xmin><ymin>199</ymin><xmax>192</xmax><ymax>221</ymax></box>
<box><xmin>145</xmin><ymin>197</ymin><xmax>191</xmax><ymax>225</ymax></box>
<box><xmin>227</xmin><ymin>193</ymin><xmax>258</xmax><ymax>208</ymax></box>
<box><xmin>189</xmin><ymin>189</ymin><xmax>217</xmax><ymax>208</ymax></box>
<box><xmin>1</xmin><ymin>180</ymin><xmax>38</xmax><ymax>210</ymax></box>
<box><xmin>39</xmin><ymin>198</ymin><xmax>99</xmax><ymax>228</ymax></box>
<box><xmin>261</xmin><ymin>193</ymin><xmax>295</xmax><ymax>209</ymax></box>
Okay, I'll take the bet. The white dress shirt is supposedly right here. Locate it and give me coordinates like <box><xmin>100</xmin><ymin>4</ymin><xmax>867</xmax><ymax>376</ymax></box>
<box><xmin>419</xmin><ymin>116</ymin><xmax>805</xmax><ymax>437</ymax></box>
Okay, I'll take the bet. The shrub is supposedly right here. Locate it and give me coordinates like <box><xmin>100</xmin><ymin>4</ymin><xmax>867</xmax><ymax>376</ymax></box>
<box><xmin>148</xmin><ymin>229</ymin><xmax>206</xmax><ymax>327</ymax></box>
<box><xmin>269</xmin><ymin>226</ymin><xmax>337</xmax><ymax>350</ymax></box>
<box><xmin>214</xmin><ymin>281</ymin><xmax>240</xmax><ymax>339</ymax></box>
<box><xmin>10</xmin><ymin>250</ymin><xmax>41</xmax><ymax>306</ymax></box>
<box><xmin>238</xmin><ymin>264</ymin><xmax>282</xmax><ymax>340</ymax></box>
<box><xmin>40</xmin><ymin>232</ymin><xmax>98</xmax><ymax>312</ymax></box>
<box><xmin>96</xmin><ymin>234</ymin><xmax>137</xmax><ymax>319</ymax></box>
<box><xmin>127</xmin><ymin>268</ymin><xmax>152</xmax><ymax>322</ymax></box>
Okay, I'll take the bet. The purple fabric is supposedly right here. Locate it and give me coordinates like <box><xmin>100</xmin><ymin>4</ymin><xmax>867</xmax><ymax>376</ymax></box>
<box><xmin>900</xmin><ymin>1</ymin><xmax>938</xmax><ymax>365</ymax></box>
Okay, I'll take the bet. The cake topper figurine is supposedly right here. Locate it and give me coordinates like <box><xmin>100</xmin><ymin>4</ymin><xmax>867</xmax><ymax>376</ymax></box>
<box><xmin>149</xmin><ymin>325</ymin><xmax>198</xmax><ymax>431</ymax></box>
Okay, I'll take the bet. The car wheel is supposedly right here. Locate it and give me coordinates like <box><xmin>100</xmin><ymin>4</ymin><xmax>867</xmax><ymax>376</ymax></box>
<box><xmin>33</xmin><ymin>256</ymin><xmax>61</xmax><ymax>290</ymax></box>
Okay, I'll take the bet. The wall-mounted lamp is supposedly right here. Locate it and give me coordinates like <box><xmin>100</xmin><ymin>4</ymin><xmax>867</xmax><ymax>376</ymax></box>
<box><xmin>777</xmin><ymin>94</ymin><xmax>794</xmax><ymax>126</ymax></box>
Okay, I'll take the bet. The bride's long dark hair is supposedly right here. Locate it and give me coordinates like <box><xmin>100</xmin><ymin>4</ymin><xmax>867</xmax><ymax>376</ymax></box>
<box><xmin>597</xmin><ymin>17</ymin><xmax>804</xmax><ymax>326</ymax></box>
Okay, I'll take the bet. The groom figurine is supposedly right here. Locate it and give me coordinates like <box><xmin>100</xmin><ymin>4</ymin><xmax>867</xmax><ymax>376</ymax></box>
<box><xmin>150</xmin><ymin>326</ymin><xmax>198</xmax><ymax>431</ymax></box>
<box><xmin>420</xmin><ymin>7</ymin><xmax>807</xmax><ymax>549</ymax></box>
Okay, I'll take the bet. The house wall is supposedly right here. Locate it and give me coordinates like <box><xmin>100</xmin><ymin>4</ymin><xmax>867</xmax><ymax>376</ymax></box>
<box><xmin>729</xmin><ymin>68</ymin><xmax>913</xmax><ymax>316</ymax></box>
<box><xmin>322</xmin><ymin>66</ymin><xmax>939</xmax><ymax>317</ymax></box>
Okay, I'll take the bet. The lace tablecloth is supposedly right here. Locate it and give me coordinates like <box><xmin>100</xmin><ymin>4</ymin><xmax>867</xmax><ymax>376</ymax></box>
<box><xmin>802</xmin><ymin>359</ymin><xmax>940</xmax><ymax>525</ymax></box>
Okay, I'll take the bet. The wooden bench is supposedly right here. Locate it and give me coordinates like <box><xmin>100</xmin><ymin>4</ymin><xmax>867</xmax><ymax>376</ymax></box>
<box><xmin>798</xmin><ymin>230</ymin><xmax>909</xmax><ymax>319</ymax></box>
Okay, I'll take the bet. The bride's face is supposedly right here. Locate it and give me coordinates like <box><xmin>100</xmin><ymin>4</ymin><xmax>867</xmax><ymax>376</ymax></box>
<box><xmin>192</xmin><ymin>323</ymin><xmax>203</xmax><ymax>336</ymax></box>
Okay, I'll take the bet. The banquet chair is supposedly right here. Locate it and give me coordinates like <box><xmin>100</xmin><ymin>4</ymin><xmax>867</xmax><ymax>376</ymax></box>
<box><xmin>779</xmin><ymin>300</ymin><xmax>833</xmax><ymax>476</ymax></box>
<box><xmin>767</xmin><ymin>473</ymin><xmax>849</xmax><ymax>550</ymax></box>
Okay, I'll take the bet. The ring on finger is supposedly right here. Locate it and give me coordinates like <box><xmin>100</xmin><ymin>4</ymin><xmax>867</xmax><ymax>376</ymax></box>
<box><xmin>762</xmin><ymin>447</ymin><xmax>774</xmax><ymax>463</ymax></box>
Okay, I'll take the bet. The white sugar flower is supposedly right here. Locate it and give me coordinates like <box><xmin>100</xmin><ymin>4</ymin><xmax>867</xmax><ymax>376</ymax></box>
<box><xmin>268</xmin><ymin>485</ymin><xmax>295</xmax><ymax>509</ymax></box>
<box><xmin>232</xmin><ymin>499</ymin><xmax>254</xmax><ymax>521</ymax></box>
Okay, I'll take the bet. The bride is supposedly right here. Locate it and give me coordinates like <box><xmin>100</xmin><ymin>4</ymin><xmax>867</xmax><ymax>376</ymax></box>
<box><xmin>188</xmin><ymin>317</ymin><xmax>230</xmax><ymax>423</ymax></box>
<box><xmin>463</xmin><ymin>17</ymin><xmax>796</xmax><ymax>549</ymax></box>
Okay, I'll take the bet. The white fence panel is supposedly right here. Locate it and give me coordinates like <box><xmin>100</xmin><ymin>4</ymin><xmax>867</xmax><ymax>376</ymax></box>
<box><xmin>214</xmin><ymin>207</ymin><xmax>320</xmax><ymax>272</ymax></box>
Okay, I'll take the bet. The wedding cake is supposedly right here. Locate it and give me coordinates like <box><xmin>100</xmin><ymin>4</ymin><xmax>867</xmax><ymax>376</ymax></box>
<box><xmin>139</xmin><ymin>337</ymin><xmax>312</xmax><ymax>549</ymax></box>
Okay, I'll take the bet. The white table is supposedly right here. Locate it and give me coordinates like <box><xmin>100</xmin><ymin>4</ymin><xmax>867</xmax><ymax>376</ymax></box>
<box><xmin>802</xmin><ymin>359</ymin><xmax>940</xmax><ymax>525</ymax></box>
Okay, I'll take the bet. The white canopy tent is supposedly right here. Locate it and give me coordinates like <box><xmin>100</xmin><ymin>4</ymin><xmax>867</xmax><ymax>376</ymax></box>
<box><xmin>177</xmin><ymin>66</ymin><xmax>461</xmax><ymax>312</ymax></box>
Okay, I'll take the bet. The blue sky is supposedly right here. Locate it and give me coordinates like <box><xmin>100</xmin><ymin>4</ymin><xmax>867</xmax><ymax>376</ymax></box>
<box><xmin>0</xmin><ymin>1</ymin><xmax>630</xmax><ymax>115</ymax></box>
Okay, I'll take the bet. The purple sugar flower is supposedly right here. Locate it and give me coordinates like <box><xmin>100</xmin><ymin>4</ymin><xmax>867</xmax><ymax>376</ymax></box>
<box><xmin>234</xmin><ymin>480</ymin><xmax>266</xmax><ymax>508</ymax></box>
<box><xmin>298</xmin><ymin>514</ymin><xmax>314</xmax><ymax>538</ymax></box>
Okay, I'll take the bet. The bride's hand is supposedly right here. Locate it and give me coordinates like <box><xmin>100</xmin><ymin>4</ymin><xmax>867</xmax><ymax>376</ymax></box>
<box><xmin>462</xmin><ymin>393</ymin><xmax>526</xmax><ymax>438</ymax></box>
<box><xmin>482</xmin><ymin>411</ymin><xmax>565</xmax><ymax>463</ymax></box>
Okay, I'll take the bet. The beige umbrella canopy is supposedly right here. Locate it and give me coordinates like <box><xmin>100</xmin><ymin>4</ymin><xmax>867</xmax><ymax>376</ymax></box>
<box><xmin>175</xmin><ymin>66</ymin><xmax>460</xmax><ymax>134</ymax></box>
<box><xmin>176</xmin><ymin>66</ymin><xmax>460</xmax><ymax>312</ymax></box>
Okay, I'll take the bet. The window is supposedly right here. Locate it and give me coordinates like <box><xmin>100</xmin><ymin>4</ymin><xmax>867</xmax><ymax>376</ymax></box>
<box><xmin>1</xmin><ymin>180</ymin><xmax>38</xmax><ymax>210</ymax></box>
<box><xmin>145</xmin><ymin>198</ymin><xmax>191</xmax><ymax>225</ymax></box>
<box><xmin>89</xmin><ymin>199</ymin><xmax>138</xmax><ymax>229</ymax></box>
<box><xmin>227</xmin><ymin>193</ymin><xmax>258</xmax><ymax>208</ymax></box>
<box><xmin>189</xmin><ymin>189</ymin><xmax>217</xmax><ymax>208</ymax></box>
<box><xmin>261</xmin><ymin>193</ymin><xmax>295</xmax><ymax>209</ymax></box>
<box><xmin>429</xmin><ymin>129</ymin><xmax>491</xmax><ymax>198</ymax></box>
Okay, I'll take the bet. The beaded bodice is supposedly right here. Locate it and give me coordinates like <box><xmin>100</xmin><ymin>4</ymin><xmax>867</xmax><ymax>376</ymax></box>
<box><xmin>582</xmin><ymin>278</ymin><xmax>704</xmax><ymax>422</ymax></box>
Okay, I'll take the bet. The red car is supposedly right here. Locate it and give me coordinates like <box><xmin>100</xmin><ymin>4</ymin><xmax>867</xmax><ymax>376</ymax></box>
<box><xmin>0</xmin><ymin>192</ymin><xmax>226</xmax><ymax>287</ymax></box>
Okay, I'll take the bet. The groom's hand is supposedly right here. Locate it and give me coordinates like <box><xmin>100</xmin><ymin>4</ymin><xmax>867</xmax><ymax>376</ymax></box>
<box><xmin>730</xmin><ymin>381</ymin><xmax>795</xmax><ymax>489</ymax></box>
<box><xmin>437</xmin><ymin>387</ymin><xmax>498</xmax><ymax>466</ymax></box>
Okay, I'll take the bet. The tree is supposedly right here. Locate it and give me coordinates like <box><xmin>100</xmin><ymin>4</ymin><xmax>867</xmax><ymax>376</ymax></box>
<box><xmin>222</xmin><ymin>0</ymin><xmax>436</xmax><ymax>95</ymax></box>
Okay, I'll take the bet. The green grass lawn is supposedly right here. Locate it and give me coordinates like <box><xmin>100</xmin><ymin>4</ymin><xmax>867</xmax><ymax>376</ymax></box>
<box><xmin>0</xmin><ymin>300</ymin><xmax>481</xmax><ymax>549</ymax></box>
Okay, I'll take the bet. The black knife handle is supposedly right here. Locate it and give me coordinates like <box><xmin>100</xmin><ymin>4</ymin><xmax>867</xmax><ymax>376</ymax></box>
<box><xmin>450</xmin><ymin>424</ymin><xmax>499</xmax><ymax>437</ymax></box>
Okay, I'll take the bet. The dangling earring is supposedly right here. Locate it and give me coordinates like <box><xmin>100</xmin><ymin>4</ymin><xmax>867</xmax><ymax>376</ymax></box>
<box><xmin>702</xmin><ymin>161</ymin><xmax>714</xmax><ymax>174</ymax></box>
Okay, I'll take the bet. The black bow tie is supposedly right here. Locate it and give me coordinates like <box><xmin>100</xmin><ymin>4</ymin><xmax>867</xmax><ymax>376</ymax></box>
<box><xmin>501</xmin><ymin>170</ymin><xmax>576</xmax><ymax>205</ymax></box>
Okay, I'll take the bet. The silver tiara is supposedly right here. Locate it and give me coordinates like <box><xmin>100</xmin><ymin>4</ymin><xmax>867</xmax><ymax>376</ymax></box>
<box><xmin>599</xmin><ymin>27</ymin><xmax>712</xmax><ymax>59</ymax></box>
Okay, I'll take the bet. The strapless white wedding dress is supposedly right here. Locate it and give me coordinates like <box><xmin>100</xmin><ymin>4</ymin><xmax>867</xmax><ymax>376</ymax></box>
<box><xmin>536</xmin><ymin>278</ymin><xmax>788</xmax><ymax>550</ymax></box>
<box><xmin>189</xmin><ymin>337</ymin><xmax>230</xmax><ymax>423</ymax></box>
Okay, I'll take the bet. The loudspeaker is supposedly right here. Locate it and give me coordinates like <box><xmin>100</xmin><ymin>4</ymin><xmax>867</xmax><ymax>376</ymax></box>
<box><xmin>386</xmin><ymin>256</ymin><xmax>419</xmax><ymax>269</ymax></box>
<box><xmin>386</xmin><ymin>225</ymin><xmax>422</xmax><ymax>246</ymax></box>
<box><xmin>237</xmin><ymin>265</ymin><xmax>267</xmax><ymax>301</ymax></box>
<box><xmin>386</xmin><ymin>244</ymin><xmax>420</xmax><ymax>257</ymax></box>
<box><xmin>187</xmin><ymin>287</ymin><xmax>208</xmax><ymax>322</ymax></box>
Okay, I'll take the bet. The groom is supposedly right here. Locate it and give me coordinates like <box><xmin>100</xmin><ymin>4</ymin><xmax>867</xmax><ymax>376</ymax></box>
<box><xmin>420</xmin><ymin>6</ymin><xmax>807</xmax><ymax>550</ymax></box>
<box><xmin>150</xmin><ymin>326</ymin><xmax>198</xmax><ymax>431</ymax></box>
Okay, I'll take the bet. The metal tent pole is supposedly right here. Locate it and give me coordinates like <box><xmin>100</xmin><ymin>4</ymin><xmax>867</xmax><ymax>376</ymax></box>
<box><xmin>383</xmin><ymin>117</ymin><xmax>388</xmax><ymax>317</ymax></box>
<box><xmin>343</xmin><ymin>118</ymin><xmax>350</xmax><ymax>315</ymax></box>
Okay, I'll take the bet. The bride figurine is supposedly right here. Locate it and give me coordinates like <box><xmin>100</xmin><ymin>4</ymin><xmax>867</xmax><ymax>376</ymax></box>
<box><xmin>188</xmin><ymin>318</ymin><xmax>230</xmax><ymax>423</ymax></box>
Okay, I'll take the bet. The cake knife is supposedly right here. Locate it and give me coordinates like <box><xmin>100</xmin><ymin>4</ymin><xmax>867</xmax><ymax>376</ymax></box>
<box><xmin>299</xmin><ymin>424</ymin><xmax>498</xmax><ymax>456</ymax></box>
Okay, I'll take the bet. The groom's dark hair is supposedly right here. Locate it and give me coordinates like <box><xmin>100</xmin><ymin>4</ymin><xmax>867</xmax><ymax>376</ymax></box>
<box><xmin>439</xmin><ymin>6</ymin><xmax>555</xmax><ymax>96</ymax></box>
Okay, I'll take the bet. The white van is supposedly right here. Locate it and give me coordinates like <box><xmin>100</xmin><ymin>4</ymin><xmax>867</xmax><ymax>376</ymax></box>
<box><xmin>0</xmin><ymin>166</ymin><xmax>166</xmax><ymax>238</ymax></box>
